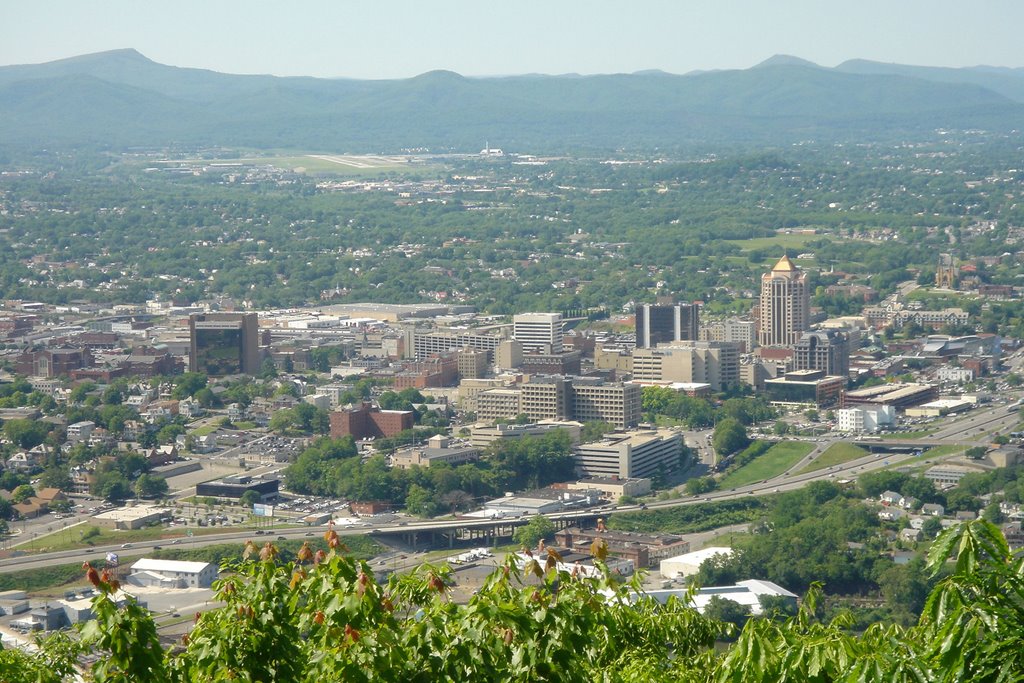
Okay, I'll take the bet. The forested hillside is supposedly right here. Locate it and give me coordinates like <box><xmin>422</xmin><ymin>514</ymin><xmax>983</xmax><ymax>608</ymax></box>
<box><xmin>2</xmin><ymin>50</ymin><xmax>1024</xmax><ymax>151</ymax></box>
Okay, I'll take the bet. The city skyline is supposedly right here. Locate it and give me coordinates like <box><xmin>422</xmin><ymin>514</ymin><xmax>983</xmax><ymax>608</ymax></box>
<box><xmin>3</xmin><ymin>1</ymin><xmax>1024</xmax><ymax>80</ymax></box>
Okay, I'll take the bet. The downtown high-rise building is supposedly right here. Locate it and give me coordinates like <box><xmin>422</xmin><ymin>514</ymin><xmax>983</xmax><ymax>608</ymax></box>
<box><xmin>189</xmin><ymin>313</ymin><xmax>260</xmax><ymax>376</ymax></box>
<box><xmin>513</xmin><ymin>312</ymin><xmax>563</xmax><ymax>353</ymax></box>
<box><xmin>758</xmin><ymin>255</ymin><xmax>810</xmax><ymax>348</ymax></box>
<box><xmin>631</xmin><ymin>341</ymin><xmax>740</xmax><ymax>391</ymax></box>
<box><xmin>793</xmin><ymin>330</ymin><xmax>849</xmax><ymax>379</ymax></box>
<box><xmin>635</xmin><ymin>303</ymin><xmax>699</xmax><ymax>348</ymax></box>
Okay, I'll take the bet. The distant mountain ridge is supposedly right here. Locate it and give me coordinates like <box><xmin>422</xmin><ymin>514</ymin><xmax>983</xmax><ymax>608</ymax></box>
<box><xmin>1</xmin><ymin>50</ymin><xmax>1023</xmax><ymax>152</ymax></box>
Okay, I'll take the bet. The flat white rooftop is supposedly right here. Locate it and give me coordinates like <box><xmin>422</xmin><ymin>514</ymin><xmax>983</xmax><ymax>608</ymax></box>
<box><xmin>130</xmin><ymin>558</ymin><xmax>213</xmax><ymax>574</ymax></box>
<box><xmin>93</xmin><ymin>505</ymin><xmax>169</xmax><ymax>522</ymax></box>
<box><xmin>663</xmin><ymin>546</ymin><xmax>734</xmax><ymax>565</ymax></box>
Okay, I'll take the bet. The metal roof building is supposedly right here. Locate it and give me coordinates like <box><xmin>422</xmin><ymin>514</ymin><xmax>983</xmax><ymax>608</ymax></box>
<box><xmin>128</xmin><ymin>558</ymin><xmax>218</xmax><ymax>589</ymax></box>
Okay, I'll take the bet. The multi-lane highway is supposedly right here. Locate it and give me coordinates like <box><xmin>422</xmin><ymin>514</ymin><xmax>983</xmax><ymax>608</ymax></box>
<box><xmin>4</xmin><ymin>391</ymin><xmax>1018</xmax><ymax>575</ymax></box>
<box><xmin>0</xmin><ymin>437</ymin><xmax>923</xmax><ymax>575</ymax></box>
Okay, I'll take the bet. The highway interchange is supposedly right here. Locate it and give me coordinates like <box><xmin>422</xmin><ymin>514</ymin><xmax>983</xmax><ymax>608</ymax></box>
<box><xmin>4</xmin><ymin>391</ymin><xmax>1018</xmax><ymax>575</ymax></box>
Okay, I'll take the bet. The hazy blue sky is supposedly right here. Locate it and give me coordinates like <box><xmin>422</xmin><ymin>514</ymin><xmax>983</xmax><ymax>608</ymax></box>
<box><xmin>3</xmin><ymin>0</ymin><xmax>1023</xmax><ymax>78</ymax></box>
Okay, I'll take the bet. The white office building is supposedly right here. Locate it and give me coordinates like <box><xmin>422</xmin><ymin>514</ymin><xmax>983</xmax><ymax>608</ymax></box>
<box><xmin>513</xmin><ymin>312</ymin><xmax>563</xmax><ymax>353</ymax></box>
<box><xmin>836</xmin><ymin>405</ymin><xmax>896</xmax><ymax>433</ymax></box>
<box><xmin>574</xmin><ymin>429</ymin><xmax>682</xmax><ymax>479</ymax></box>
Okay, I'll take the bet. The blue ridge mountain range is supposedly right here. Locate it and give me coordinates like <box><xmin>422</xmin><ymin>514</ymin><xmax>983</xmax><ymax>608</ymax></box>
<box><xmin>1</xmin><ymin>49</ymin><xmax>1023</xmax><ymax>152</ymax></box>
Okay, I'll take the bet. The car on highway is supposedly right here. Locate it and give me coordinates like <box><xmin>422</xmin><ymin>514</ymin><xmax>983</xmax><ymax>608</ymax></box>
<box><xmin>120</xmin><ymin>543</ymin><xmax>133</xmax><ymax>549</ymax></box>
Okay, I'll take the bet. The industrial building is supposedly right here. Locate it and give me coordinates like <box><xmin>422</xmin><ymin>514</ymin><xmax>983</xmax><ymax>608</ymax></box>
<box><xmin>904</xmin><ymin>399</ymin><xmax>973</xmax><ymax>418</ymax></box>
<box><xmin>128</xmin><ymin>558</ymin><xmax>218</xmax><ymax>588</ymax></box>
<box><xmin>659</xmin><ymin>546</ymin><xmax>735</xmax><ymax>579</ymax></box>
<box><xmin>0</xmin><ymin>590</ymin><xmax>29</xmax><ymax>616</ymax></box>
<box><xmin>643</xmin><ymin>579</ymin><xmax>798</xmax><ymax>616</ymax></box>
<box><xmin>59</xmin><ymin>590</ymin><xmax>140</xmax><ymax>624</ymax></box>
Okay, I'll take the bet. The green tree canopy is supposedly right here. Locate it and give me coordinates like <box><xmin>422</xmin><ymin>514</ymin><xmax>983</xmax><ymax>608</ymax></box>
<box><xmin>239</xmin><ymin>490</ymin><xmax>262</xmax><ymax>508</ymax></box>
<box><xmin>134</xmin><ymin>474</ymin><xmax>169</xmax><ymax>499</ymax></box>
<box><xmin>512</xmin><ymin>515</ymin><xmax>555</xmax><ymax>549</ymax></box>
<box><xmin>712</xmin><ymin>418</ymin><xmax>749</xmax><ymax>456</ymax></box>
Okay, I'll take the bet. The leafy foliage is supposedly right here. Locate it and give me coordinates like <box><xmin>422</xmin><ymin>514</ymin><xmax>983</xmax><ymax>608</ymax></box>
<box><xmin>285</xmin><ymin>431</ymin><xmax>574</xmax><ymax>512</ymax></box>
<box><xmin>4</xmin><ymin>521</ymin><xmax>1022</xmax><ymax>681</ymax></box>
<box><xmin>512</xmin><ymin>515</ymin><xmax>556</xmax><ymax>549</ymax></box>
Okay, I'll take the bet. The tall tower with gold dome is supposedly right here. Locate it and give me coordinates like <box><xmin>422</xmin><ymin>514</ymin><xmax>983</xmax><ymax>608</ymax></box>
<box><xmin>758</xmin><ymin>255</ymin><xmax>810</xmax><ymax>348</ymax></box>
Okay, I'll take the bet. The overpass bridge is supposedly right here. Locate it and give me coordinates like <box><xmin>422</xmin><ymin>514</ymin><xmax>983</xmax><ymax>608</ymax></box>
<box><xmin>367</xmin><ymin>508</ymin><xmax>608</xmax><ymax>550</ymax></box>
<box><xmin>862</xmin><ymin>437</ymin><xmax>985</xmax><ymax>453</ymax></box>
<box><xmin>863</xmin><ymin>440</ymin><xmax>945</xmax><ymax>454</ymax></box>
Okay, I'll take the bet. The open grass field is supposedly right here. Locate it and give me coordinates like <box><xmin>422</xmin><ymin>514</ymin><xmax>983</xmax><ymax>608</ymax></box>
<box><xmin>797</xmin><ymin>442</ymin><xmax>869</xmax><ymax>474</ymax></box>
<box><xmin>719</xmin><ymin>441</ymin><xmax>815</xmax><ymax>488</ymax></box>
<box><xmin>724</xmin><ymin>232</ymin><xmax>827</xmax><ymax>253</ymax></box>
<box><xmin>906</xmin><ymin>289</ymin><xmax>974</xmax><ymax>305</ymax></box>
<box><xmin>18</xmin><ymin>522</ymin><xmax>262</xmax><ymax>554</ymax></box>
<box><xmin>888</xmin><ymin>429</ymin><xmax>937</xmax><ymax>439</ymax></box>
<box><xmin>921</xmin><ymin>444</ymin><xmax>968</xmax><ymax>458</ymax></box>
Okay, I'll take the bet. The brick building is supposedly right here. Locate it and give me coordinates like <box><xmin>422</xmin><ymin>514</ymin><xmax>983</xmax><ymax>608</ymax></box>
<box><xmin>392</xmin><ymin>354</ymin><xmax>459</xmax><ymax>389</ymax></box>
<box><xmin>554</xmin><ymin>526</ymin><xmax>691</xmax><ymax>568</ymax></box>
<box><xmin>329</xmin><ymin>402</ymin><xmax>414</xmax><ymax>440</ymax></box>
<box><xmin>16</xmin><ymin>348</ymin><xmax>91</xmax><ymax>378</ymax></box>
